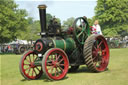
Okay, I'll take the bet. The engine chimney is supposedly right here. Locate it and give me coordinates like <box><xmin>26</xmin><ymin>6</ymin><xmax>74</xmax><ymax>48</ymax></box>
<box><xmin>38</xmin><ymin>4</ymin><xmax>47</xmax><ymax>37</ymax></box>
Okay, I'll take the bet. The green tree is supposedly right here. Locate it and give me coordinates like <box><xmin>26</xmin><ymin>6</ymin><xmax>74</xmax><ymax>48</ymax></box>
<box><xmin>27</xmin><ymin>17</ymin><xmax>34</xmax><ymax>24</ymax></box>
<box><xmin>46</xmin><ymin>13</ymin><xmax>53</xmax><ymax>26</ymax></box>
<box><xmin>46</xmin><ymin>14</ymin><xmax>61</xmax><ymax>26</ymax></box>
<box><xmin>87</xmin><ymin>16</ymin><xmax>96</xmax><ymax>26</ymax></box>
<box><xmin>63</xmin><ymin>17</ymin><xmax>75</xmax><ymax>27</ymax></box>
<box><xmin>0</xmin><ymin>0</ymin><xmax>28</xmax><ymax>43</ymax></box>
<box><xmin>20</xmin><ymin>20</ymin><xmax>41</xmax><ymax>41</ymax></box>
<box><xmin>95</xmin><ymin>0</ymin><xmax>128</xmax><ymax>37</ymax></box>
<box><xmin>19</xmin><ymin>13</ymin><xmax>61</xmax><ymax>41</ymax></box>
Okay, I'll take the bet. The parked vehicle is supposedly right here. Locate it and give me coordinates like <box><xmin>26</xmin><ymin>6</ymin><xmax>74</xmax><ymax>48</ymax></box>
<box><xmin>105</xmin><ymin>36</ymin><xmax>127</xmax><ymax>48</ymax></box>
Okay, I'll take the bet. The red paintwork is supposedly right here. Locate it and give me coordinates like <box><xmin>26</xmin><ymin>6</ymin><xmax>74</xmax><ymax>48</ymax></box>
<box><xmin>67</xmin><ymin>27</ymin><xmax>74</xmax><ymax>34</ymax></box>
<box><xmin>44</xmin><ymin>48</ymin><xmax>69</xmax><ymax>80</ymax></box>
<box><xmin>92</xmin><ymin>35</ymin><xmax>109</xmax><ymax>71</ymax></box>
<box><xmin>35</xmin><ymin>42</ymin><xmax>43</xmax><ymax>52</ymax></box>
<box><xmin>90</xmin><ymin>26</ymin><xmax>97</xmax><ymax>34</ymax></box>
<box><xmin>21</xmin><ymin>50</ymin><xmax>42</xmax><ymax>79</ymax></box>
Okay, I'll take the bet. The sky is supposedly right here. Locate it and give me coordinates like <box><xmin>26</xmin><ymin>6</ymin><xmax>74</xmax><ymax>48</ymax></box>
<box><xmin>15</xmin><ymin>0</ymin><xmax>97</xmax><ymax>23</ymax></box>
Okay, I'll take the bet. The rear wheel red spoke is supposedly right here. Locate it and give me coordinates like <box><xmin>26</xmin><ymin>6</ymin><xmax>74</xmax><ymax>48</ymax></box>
<box><xmin>98</xmin><ymin>41</ymin><xmax>103</xmax><ymax>48</ymax></box>
<box><xmin>102</xmin><ymin>49</ymin><xmax>106</xmax><ymax>52</ymax></box>
<box><xmin>94</xmin><ymin>45</ymin><xmax>97</xmax><ymax>50</ymax></box>
<box><xmin>93</xmin><ymin>56</ymin><xmax>97</xmax><ymax>61</ymax></box>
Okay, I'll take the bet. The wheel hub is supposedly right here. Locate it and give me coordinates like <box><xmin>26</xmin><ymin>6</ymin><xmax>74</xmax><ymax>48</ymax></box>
<box><xmin>98</xmin><ymin>51</ymin><xmax>102</xmax><ymax>56</ymax></box>
<box><xmin>93</xmin><ymin>47</ymin><xmax>103</xmax><ymax>62</ymax></box>
<box><xmin>52</xmin><ymin>61</ymin><xmax>59</xmax><ymax>68</ymax></box>
<box><xmin>30</xmin><ymin>62</ymin><xmax>35</xmax><ymax>68</ymax></box>
<box><xmin>96</xmin><ymin>47</ymin><xmax>102</xmax><ymax>56</ymax></box>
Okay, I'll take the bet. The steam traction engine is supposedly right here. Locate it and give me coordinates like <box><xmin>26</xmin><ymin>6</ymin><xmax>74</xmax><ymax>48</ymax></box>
<box><xmin>19</xmin><ymin>5</ymin><xmax>109</xmax><ymax>80</ymax></box>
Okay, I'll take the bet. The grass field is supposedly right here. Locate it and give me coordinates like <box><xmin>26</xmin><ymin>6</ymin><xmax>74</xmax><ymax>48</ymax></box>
<box><xmin>1</xmin><ymin>48</ymin><xmax>128</xmax><ymax>85</ymax></box>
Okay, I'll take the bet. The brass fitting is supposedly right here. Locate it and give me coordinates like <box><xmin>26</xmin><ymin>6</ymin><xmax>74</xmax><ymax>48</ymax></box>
<box><xmin>38</xmin><ymin>4</ymin><xmax>47</xmax><ymax>9</ymax></box>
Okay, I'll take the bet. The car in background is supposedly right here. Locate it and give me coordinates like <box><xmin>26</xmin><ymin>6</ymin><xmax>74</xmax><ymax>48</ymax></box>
<box><xmin>105</xmin><ymin>36</ymin><xmax>127</xmax><ymax>48</ymax></box>
<box><xmin>10</xmin><ymin>40</ymin><xmax>34</xmax><ymax>54</ymax></box>
<box><xmin>0</xmin><ymin>39</ymin><xmax>34</xmax><ymax>54</ymax></box>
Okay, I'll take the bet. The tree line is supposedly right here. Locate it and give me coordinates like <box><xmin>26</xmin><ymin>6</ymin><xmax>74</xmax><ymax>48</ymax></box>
<box><xmin>64</xmin><ymin>0</ymin><xmax>128</xmax><ymax>37</ymax></box>
<box><xmin>0</xmin><ymin>0</ymin><xmax>59</xmax><ymax>43</ymax></box>
<box><xmin>94</xmin><ymin>0</ymin><xmax>128</xmax><ymax>37</ymax></box>
<box><xmin>0</xmin><ymin>0</ymin><xmax>128</xmax><ymax>43</ymax></box>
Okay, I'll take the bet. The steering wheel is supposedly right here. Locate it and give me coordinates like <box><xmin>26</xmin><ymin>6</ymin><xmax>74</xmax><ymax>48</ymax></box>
<box><xmin>73</xmin><ymin>17</ymin><xmax>90</xmax><ymax>45</ymax></box>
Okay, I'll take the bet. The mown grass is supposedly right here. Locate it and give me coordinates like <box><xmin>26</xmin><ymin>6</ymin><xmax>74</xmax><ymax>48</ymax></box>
<box><xmin>1</xmin><ymin>48</ymin><xmax>128</xmax><ymax>85</ymax></box>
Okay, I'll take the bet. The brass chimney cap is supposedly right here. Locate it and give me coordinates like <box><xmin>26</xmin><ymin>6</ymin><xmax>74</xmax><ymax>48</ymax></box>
<box><xmin>38</xmin><ymin>4</ymin><xmax>47</xmax><ymax>9</ymax></box>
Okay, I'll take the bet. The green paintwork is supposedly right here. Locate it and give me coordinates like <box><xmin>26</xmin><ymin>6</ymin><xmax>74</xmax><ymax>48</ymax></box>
<box><xmin>34</xmin><ymin>59</ymin><xmax>42</xmax><ymax>66</ymax></box>
<box><xmin>54</xmin><ymin>38</ymin><xmax>76</xmax><ymax>52</ymax></box>
<box><xmin>55</xmin><ymin>39</ymin><xmax>65</xmax><ymax>50</ymax></box>
<box><xmin>87</xmin><ymin>26</ymin><xmax>91</xmax><ymax>36</ymax></box>
<box><xmin>65</xmin><ymin>38</ymin><xmax>76</xmax><ymax>52</ymax></box>
<box><xmin>76</xmin><ymin>25</ymin><xmax>91</xmax><ymax>45</ymax></box>
<box><xmin>74</xmin><ymin>18</ymin><xmax>91</xmax><ymax>45</ymax></box>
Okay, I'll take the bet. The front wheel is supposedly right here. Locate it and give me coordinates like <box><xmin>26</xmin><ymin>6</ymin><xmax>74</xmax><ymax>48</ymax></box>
<box><xmin>42</xmin><ymin>48</ymin><xmax>69</xmax><ymax>80</ymax></box>
<box><xmin>83</xmin><ymin>35</ymin><xmax>109</xmax><ymax>72</ymax></box>
<box><xmin>19</xmin><ymin>50</ymin><xmax>43</xmax><ymax>80</ymax></box>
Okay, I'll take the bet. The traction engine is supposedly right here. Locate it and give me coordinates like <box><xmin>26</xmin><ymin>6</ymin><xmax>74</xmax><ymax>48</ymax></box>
<box><xmin>19</xmin><ymin>5</ymin><xmax>110</xmax><ymax>80</ymax></box>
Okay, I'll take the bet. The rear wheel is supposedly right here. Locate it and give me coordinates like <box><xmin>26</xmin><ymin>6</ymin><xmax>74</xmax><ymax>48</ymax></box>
<box><xmin>83</xmin><ymin>35</ymin><xmax>109</xmax><ymax>72</ymax></box>
<box><xmin>42</xmin><ymin>48</ymin><xmax>69</xmax><ymax>80</ymax></box>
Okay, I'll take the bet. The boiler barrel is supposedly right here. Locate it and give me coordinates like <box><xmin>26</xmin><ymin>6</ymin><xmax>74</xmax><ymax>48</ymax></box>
<box><xmin>34</xmin><ymin>37</ymin><xmax>76</xmax><ymax>53</ymax></box>
<box><xmin>52</xmin><ymin>38</ymin><xmax>76</xmax><ymax>52</ymax></box>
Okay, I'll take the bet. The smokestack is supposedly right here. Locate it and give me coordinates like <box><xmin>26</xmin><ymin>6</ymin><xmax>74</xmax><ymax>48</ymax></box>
<box><xmin>38</xmin><ymin>4</ymin><xmax>47</xmax><ymax>37</ymax></box>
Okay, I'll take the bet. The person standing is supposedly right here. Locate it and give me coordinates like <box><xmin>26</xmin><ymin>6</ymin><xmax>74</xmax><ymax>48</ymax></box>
<box><xmin>92</xmin><ymin>20</ymin><xmax>102</xmax><ymax>35</ymax></box>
